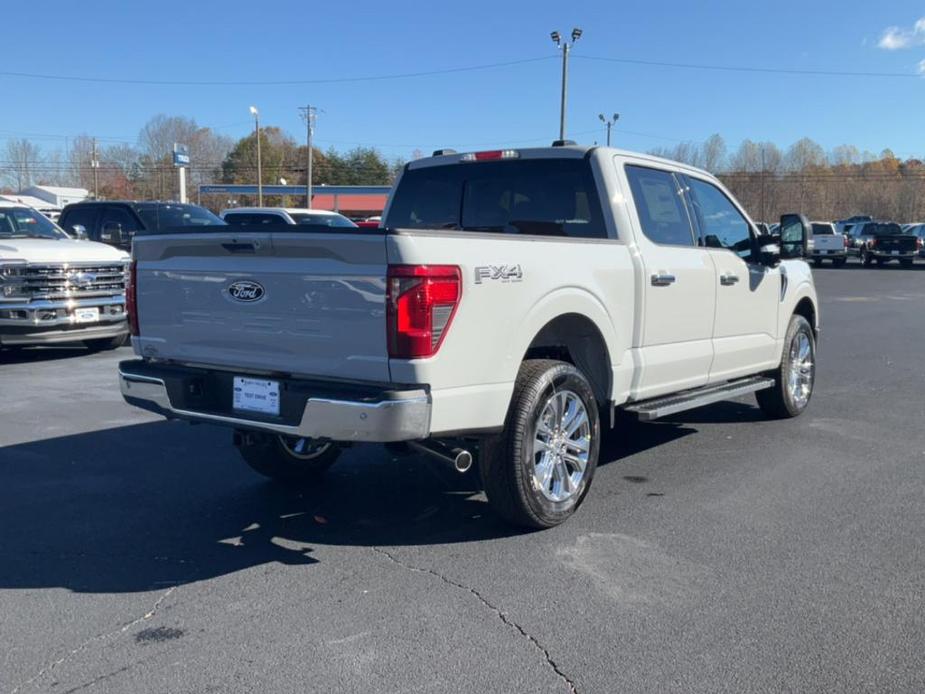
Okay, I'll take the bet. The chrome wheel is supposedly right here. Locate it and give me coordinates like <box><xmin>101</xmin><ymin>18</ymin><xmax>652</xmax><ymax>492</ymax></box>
<box><xmin>531</xmin><ymin>389</ymin><xmax>591</xmax><ymax>503</ymax></box>
<box><xmin>787</xmin><ymin>331</ymin><xmax>814</xmax><ymax>409</ymax></box>
<box><xmin>278</xmin><ymin>435</ymin><xmax>332</xmax><ymax>460</ymax></box>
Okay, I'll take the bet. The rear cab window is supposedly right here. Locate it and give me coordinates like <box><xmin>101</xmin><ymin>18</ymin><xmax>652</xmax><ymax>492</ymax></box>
<box><xmin>386</xmin><ymin>158</ymin><xmax>608</xmax><ymax>239</ymax></box>
<box><xmin>811</xmin><ymin>223</ymin><xmax>834</xmax><ymax>235</ymax></box>
<box><xmin>224</xmin><ymin>212</ymin><xmax>286</xmax><ymax>225</ymax></box>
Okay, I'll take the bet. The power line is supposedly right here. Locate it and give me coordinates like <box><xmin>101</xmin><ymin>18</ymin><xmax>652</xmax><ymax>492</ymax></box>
<box><xmin>575</xmin><ymin>54</ymin><xmax>925</xmax><ymax>79</ymax></box>
<box><xmin>0</xmin><ymin>56</ymin><xmax>555</xmax><ymax>87</ymax></box>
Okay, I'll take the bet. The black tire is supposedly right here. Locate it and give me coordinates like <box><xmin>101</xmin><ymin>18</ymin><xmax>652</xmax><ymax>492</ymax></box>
<box><xmin>900</xmin><ymin>259</ymin><xmax>913</xmax><ymax>268</ymax></box>
<box><xmin>812</xmin><ymin>259</ymin><xmax>822</xmax><ymax>267</ymax></box>
<box><xmin>860</xmin><ymin>249</ymin><xmax>872</xmax><ymax>266</ymax></box>
<box><xmin>480</xmin><ymin>359</ymin><xmax>600</xmax><ymax>529</ymax></box>
<box><xmin>756</xmin><ymin>314</ymin><xmax>815</xmax><ymax>419</ymax></box>
<box><xmin>833</xmin><ymin>257</ymin><xmax>847</xmax><ymax>268</ymax></box>
<box><xmin>236</xmin><ymin>432</ymin><xmax>341</xmax><ymax>482</ymax></box>
<box><xmin>83</xmin><ymin>334</ymin><xmax>129</xmax><ymax>351</ymax></box>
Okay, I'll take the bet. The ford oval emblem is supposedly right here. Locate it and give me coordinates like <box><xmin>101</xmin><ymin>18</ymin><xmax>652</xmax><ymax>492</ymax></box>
<box><xmin>227</xmin><ymin>280</ymin><xmax>265</xmax><ymax>303</ymax></box>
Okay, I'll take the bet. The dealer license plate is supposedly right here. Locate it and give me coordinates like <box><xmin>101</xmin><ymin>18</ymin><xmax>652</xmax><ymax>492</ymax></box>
<box><xmin>74</xmin><ymin>307</ymin><xmax>100</xmax><ymax>323</ymax></box>
<box><xmin>233</xmin><ymin>377</ymin><xmax>280</xmax><ymax>416</ymax></box>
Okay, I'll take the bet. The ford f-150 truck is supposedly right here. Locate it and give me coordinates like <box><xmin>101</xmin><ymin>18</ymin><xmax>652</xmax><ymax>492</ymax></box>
<box><xmin>119</xmin><ymin>144</ymin><xmax>818</xmax><ymax>528</ymax></box>
<box><xmin>810</xmin><ymin>222</ymin><xmax>847</xmax><ymax>267</ymax></box>
<box><xmin>0</xmin><ymin>202</ymin><xmax>130</xmax><ymax>349</ymax></box>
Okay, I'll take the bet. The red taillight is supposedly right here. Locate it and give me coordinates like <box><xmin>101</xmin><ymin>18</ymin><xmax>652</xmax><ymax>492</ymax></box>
<box><xmin>869</xmin><ymin>238</ymin><xmax>877</xmax><ymax>249</ymax></box>
<box><xmin>843</xmin><ymin>235</ymin><xmax>849</xmax><ymax>249</ymax></box>
<box><xmin>126</xmin><ymin>260</ymin><xmax>139</xmax><ymax>337</ymax></box>
<box><xmin>387</xmin><ymin>265</ymin><xmax>461</xmax><ymax>359</ymax></box>
<box><xmin>917</xmin><ymin>237</ymin><xmax>923</xmax><ymax>250</ymax></box>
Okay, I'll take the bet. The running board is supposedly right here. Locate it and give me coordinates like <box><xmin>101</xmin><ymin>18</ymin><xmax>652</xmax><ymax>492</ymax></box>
<box><xmin>624</xmin><ymin>376</ymin><xmax>775</xmax><ymax>421</ymax></box>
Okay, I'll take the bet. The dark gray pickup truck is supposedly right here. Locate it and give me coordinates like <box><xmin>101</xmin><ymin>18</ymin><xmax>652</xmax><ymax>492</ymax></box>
<box><xmin>853</xmin><ymin>222</ymin><xmax>918</xmax><ymax>267</ymax></box>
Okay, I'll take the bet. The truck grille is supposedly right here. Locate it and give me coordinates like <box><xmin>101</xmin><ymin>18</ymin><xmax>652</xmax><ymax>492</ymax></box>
<box><xmin>15</xmin><ymin>263</ymin><xmax>129</xmax><ymax>300</ymax></box>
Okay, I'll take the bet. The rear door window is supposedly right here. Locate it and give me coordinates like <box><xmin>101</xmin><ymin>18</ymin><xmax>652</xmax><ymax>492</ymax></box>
<box><xmin>624</xmin><ymin>165</ymin><xmax>696</xmax><ymax>247</ymax></box>
<box><xmin>386</xmin><ymin>158</ymin><xmax>608</xmax><ymax>239</ymax></box>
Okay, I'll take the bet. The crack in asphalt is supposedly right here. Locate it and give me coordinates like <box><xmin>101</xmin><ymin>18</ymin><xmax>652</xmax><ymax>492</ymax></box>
<box><xmin>371</xmin><ymin>547</ymin><xmax>578</xmax><ymax>693</ymax></box>
<box><xmin>8</xmin><ymin>586</ymin><xmax>177</xmax><ymax>694</ymax></box>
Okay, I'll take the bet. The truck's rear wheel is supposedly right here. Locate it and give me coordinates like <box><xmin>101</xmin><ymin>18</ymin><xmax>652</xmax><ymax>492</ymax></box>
<box><xmin>481</xmin><ymin>359</ymin><xmax>600</xmax><ymax>529</ymax></box>
<box><xmin>236</xmin><ymin>432</ymin><xmax>341</xmax><ymax>482</ymax></box>
<box><xmin>756</xmin><ymin>314</ymin><xmax>815</xmax><ymax>419</ymax></box>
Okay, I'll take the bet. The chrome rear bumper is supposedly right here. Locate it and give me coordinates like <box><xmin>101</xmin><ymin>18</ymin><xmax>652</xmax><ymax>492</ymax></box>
<box><xmin>119</xmin><ymin>364</ymin><xmax>431</xmax><ymax>443</ymax></box>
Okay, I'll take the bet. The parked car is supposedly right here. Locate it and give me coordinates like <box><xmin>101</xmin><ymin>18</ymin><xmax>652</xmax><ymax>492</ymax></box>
<box><xmin>58</xmin><ymin>201</ymin><xmax>225</xmax><ymax>250</ymax></box>
<box><xmin>904</xmin><ymin>223</ymin><xmax>925</xmax><ymax>258</ymax></box>
<box><xmin>220</xmin><ymin>207</ymin><xmax>358</xmax><ymax>228</ymax></box>
<box><xmin>810</xmin><ymin>222</ymin><xmax>847</xmax><ymax>267</ymax></box>
<box><xmin>119</xmin><ymin>144</ymin><xmax>818</xmax><ymax>529</ymax></box>
<box><xmin>0</xmin><ymin>202</ymin><xmax>129</xmax><ymax>350</ymax></box>
<box><xmin>853</xmin><ymin>221</ymin><xmax>918</xmax><ymax>267</ymax></box>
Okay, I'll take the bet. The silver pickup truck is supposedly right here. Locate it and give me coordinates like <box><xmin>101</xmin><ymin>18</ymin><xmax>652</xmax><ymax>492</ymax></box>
<box><xmin>0</xmin><ymin>203</ymin><xmax>129</xmax><ymax>349</ymax></box>
<box><xmin>120</xmin><ymin>144</ymin><xmax>818</xmax><ymax>528</ymax></box>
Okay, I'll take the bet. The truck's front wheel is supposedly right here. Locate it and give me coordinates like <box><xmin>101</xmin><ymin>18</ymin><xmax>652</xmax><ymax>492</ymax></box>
<box><xmin>481</xmin><ymin>360</ymin><xmax>600</xmax><ymax>529</ymax></box>
<box><xmin>756</xmin><ymin>314</ymin><xmax>815</xmax><ymax>419</ymax></box>
<box><xmin>236</xmin><ymin>432</ymin><xmax>341</xmax><ymax>482</ymax></box>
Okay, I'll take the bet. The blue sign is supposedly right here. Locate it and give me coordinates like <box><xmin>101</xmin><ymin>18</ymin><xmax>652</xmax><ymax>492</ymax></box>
<box><xmin>173</xmin><ymin>144</ymin><xmax>190</xmax><ymax>167</ymax></box>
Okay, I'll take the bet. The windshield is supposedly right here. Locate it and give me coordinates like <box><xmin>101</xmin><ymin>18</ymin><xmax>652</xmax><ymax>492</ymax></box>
<box><xmin>386</xmin><ymin>158</ymin><xmax>607</xmax><ymax>239</ymax></box>
<box><xmin>288</xmin><ymin>213</ymin><xmax>358</xmax><ymax>228</ymax></box>
<box><xmin>136</xmin><ymin>204</ymin><xmax>225</xmax><ymax>232</ymax></box>
<box><xmin>0</xmin><ymin>207</ymin><xmax>66</xmax><ymax>239</ymax></box>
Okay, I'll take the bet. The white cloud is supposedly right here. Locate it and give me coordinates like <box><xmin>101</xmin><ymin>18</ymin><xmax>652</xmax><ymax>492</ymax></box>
<box><xmin>919</xmin><ymin>59</ymin><xmax>925</xmax><ymax>75</ymax></box>
<box><xmin>878</xmin><ymin>17</ymin><xmax>925</xmax><ymax>50</ymax></box>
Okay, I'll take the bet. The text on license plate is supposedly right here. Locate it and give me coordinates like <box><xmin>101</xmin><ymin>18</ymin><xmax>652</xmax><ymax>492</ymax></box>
<box><xmin>233</xmin><ymin>377</ymin><xmax>280</xmax><ymax>415</ymax></box>
<box><xmin>74</xmin><ymin>307</ymin><xmax>100</xmax><ymax>323</ymax></box>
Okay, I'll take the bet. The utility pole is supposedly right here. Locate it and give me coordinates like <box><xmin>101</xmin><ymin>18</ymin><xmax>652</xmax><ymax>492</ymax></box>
<box><xmin>599</xmin><ymin>113</ymin><xmax>619</xmax><ymax>146</ymax></box>
<box><xmin>550</xmin><ymin>28</ymin><xmax>582</xmax><ymax>140</ymax></box>
<box><xmin>91</xmin><ymin>138</ymin><xmax>99</xmax><ymax>199</ymax></box>
<box><xmin>298</xmin><ymin>105</ymin><xmax>317</xmax><ymax>208</ymax></box>
<box><xmin>249</xmin><ymin>106</ymin><xmax>263</xmax><ymax>206</ymax></box>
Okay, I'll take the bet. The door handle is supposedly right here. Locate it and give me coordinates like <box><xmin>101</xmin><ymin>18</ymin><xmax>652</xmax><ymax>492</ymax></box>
<box><xmin>651</xmin><ymin>273</ymin><xmax>676</xmax><ymax>287</ymax></box>
<box><xmin>720</xmin><ymin>273</ymin><xmax>740</xmax><ymax>286</ymax></box>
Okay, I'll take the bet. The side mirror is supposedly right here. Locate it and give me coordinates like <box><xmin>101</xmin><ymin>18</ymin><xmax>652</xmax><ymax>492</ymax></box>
<box><xmin>100</xmin><ymin>222</ymin><xmax>123</xmax><ymax>245</ymax></box>
<box><xmin>70</xmin><ymin>224</ymin><xmax>88</xmax><ymax>240</ymax></box>
<box><xmin>779</xmin><ymin>213</ymin><xmax>812</xmax><ymax>259</ymax></box>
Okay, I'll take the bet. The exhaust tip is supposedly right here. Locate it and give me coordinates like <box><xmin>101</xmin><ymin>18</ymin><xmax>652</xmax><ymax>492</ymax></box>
<box><xmin>454</xmin><ymin>450</ymin><xmax>473</xmax><ymax>473</ymax></box>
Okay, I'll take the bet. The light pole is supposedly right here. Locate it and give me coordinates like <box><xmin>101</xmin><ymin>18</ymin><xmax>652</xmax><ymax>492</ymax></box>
<box><xmin>249</xmin><ymin>106</ymin><xmax>263</xmax><ymax>206</ymax></box>
<box><xmin>598</xmin><ymin>113</ymin><xmax>619</xmax><ymax>146</ymax></box>
<box><xmin>299</xmin><ymin>105</ymin><xmax>317</xmax><ymax>208</ymax></box>
<box><xmin>550</xmin><ymin>28</ymin><xmax>582</xmax><ymax>141</ymax></box>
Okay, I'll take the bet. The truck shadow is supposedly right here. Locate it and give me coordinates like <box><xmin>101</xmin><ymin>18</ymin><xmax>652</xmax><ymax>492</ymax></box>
<box><xmin>0</xmin><ymin>345</ymin><xmax>132</xmax><ymax>365</ymax></box>
<box><xmin>0</xmin><ymin>415</ymin><xmax>696</xmax><ymax>594</ymax></box>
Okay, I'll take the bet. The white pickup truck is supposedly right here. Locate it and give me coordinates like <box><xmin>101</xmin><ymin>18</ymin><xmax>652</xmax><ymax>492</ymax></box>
<box><xmin>119</xmin><ymin>144</ymin><xmax>819</xmax><ymax>528</ymax></box>
<box><xmin>0</xmin><ymin>202</ymin><xmax>129</xmax><ymax>349</ymax></box>
<box><xmin>810</xmin><ymin>222</ymin><xmax>847</xmax><ymax>267</ymax></box>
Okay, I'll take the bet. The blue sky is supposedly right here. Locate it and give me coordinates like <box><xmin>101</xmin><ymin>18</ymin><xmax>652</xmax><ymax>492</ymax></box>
<box><xmin>2</xmin><ymin>0</ymin><xmax>924</xmax><ymax>161</ymax></box>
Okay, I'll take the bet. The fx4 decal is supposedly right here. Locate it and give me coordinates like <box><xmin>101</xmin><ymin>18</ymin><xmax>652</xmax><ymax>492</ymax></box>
<box><xmin>474</xmin><ymin>264</ymin><xmax>524</xmax><ymax>284</ymax></box>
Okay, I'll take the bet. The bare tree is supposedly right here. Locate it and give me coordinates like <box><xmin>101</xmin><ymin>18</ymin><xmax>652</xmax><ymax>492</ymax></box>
<box><xmin>4</xmin><ymin>138</ymin><xmax>41</xmax><ymax>191</ymax></box>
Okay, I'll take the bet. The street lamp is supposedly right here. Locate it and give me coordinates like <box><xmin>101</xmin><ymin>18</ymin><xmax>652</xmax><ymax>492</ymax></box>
<box><xmin>249</xmin><ymin>105</ymin><xmax>263</xmax><ymax>206</ymax></box>
<box><xmin>550</xmin><ymin>27</ymin><xmax>582</xmax><ymax>140</ymax></box>
<box><xmin>598</xmin><ymin>113</ymin><xmax>619</xmax><ymax>147</ymax></box>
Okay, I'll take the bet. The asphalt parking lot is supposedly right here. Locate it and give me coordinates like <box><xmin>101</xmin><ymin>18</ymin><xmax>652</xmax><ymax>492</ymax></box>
<box><xmin>2</xmin><ymin>262</ymin><xmax>924</xmax><ymax>694</ymax></box>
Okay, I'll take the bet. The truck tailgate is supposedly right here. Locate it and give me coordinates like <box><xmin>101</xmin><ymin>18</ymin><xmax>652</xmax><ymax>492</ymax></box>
<box><xmin>132</xmin><ymin>231</ymin><xmax>390</xmax><ymax>382</ymax></box>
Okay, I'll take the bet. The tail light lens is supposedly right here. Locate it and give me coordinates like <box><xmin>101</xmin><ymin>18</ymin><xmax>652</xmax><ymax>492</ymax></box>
<box><xmin>387</xmin><ymin>265</ymin><xmax>461</xmax><ymax>358</ymax></box>
<box><xmin>843</xmin><ymin>235</ymin><xmax>849</xmax><ymax>249</ymax></box>
<box><xmin>917</xmin><ymin>237</ymin><xmax>923</xmax><ymax>250</ymax></box>
<box><xmin>126</xmin><ymin>260</ymin><xmax>139</xmax><ymax>336</ymax></box>
<box><xmin>869</xmin><ymin>238</ymin><xmax>877</xmax><ymax>249</ymax></box>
